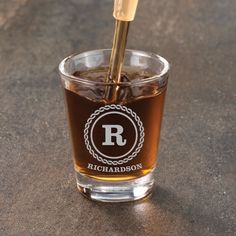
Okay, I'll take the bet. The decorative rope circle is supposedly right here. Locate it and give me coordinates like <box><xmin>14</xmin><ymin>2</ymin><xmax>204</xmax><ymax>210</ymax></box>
<box><xmin>84</xmin><ymin>104</ymin><xmax>145</xmax><ymax>166</ymax></box>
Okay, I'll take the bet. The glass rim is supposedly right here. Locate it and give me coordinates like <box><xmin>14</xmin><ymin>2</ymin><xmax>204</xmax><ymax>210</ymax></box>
<box><xmin>59</xmin><ymin>49</ymin><xmax>170</xmax><ymax>86</ymax></box>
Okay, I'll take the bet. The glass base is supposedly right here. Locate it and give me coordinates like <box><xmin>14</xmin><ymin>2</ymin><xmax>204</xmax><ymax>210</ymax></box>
<box><xmin>75</xmin><ymin>171</ymin><xmax>154</xmax><ymax>202</ymax></box>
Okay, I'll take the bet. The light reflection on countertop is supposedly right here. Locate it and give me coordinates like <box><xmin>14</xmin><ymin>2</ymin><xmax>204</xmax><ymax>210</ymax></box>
<box><xmin>0</xmin><ymin>0</ymin><xmax>29</xmax><ymax>29</ymax></box>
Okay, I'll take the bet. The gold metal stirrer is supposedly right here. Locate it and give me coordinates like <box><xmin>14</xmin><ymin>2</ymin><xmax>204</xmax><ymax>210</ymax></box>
<box><xmin>105</xmin><ymin>0</ymin><xmax>139</xmax><ymax>102</ymax></box>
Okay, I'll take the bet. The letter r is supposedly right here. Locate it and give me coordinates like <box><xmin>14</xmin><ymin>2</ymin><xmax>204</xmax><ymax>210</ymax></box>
<box><xmin>102</xmin><ymin>125</ymin><xmax>126</xmax><ymax>146</ymax></box>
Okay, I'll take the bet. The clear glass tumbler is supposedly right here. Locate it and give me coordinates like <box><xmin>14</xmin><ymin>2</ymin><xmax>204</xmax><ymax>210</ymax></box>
<box><xmin>59</xmin><ymin>49</ymin><xmax>169</xmax><ymax>202</ymax></box>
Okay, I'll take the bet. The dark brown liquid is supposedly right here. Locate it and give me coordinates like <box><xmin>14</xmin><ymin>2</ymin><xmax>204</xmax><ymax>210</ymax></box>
<box><xmin>64</xmin><ymin>68</ymin><xmax>167</xmax><ymax>181</ymax></box>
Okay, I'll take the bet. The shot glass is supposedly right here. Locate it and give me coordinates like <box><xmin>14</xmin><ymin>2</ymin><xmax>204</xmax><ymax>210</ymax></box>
<box><xmin>59</xmin><ymin>49</ymin><xmax>169</xmax><ymax>202</ymax></box>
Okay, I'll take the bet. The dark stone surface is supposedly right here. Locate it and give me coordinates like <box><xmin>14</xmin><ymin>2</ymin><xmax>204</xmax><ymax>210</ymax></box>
<box><xmin>0</xmin><ymin>0</ymin><xmax>235</xmax><ymax>235</ymax></box>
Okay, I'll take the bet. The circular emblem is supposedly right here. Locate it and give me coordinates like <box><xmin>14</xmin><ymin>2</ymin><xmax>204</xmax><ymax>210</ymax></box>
<box><xmin>84</xmin><ymin>105</ymin><xmax>145</xmax><ymax>165</ymax></box>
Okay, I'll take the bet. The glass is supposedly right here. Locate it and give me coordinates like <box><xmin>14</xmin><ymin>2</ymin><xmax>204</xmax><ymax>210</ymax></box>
<box><xmin>59</xmin><ymin>49</ymin><xmax>169</xmax><ymax>202</ymax></box>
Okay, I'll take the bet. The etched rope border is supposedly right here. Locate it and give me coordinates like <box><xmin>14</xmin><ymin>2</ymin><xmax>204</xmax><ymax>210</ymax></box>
<box><xmin>84</xmin><ymin>104</ymin><xmax>145</xmax><ymax>166</ymax></box>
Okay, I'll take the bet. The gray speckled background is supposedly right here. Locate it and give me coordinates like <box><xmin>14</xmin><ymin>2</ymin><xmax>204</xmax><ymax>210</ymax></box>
<box><xmin>0</xmin><ymin>0</ymin><xmax>235</xmax><ymax>235</ymax></box>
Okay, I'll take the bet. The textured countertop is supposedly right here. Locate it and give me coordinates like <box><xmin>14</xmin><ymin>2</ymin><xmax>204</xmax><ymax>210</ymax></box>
<box><xmin>0</xmin><ymin>0</ymin><xmax>235</xmax><ymax>235</ymax></box>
